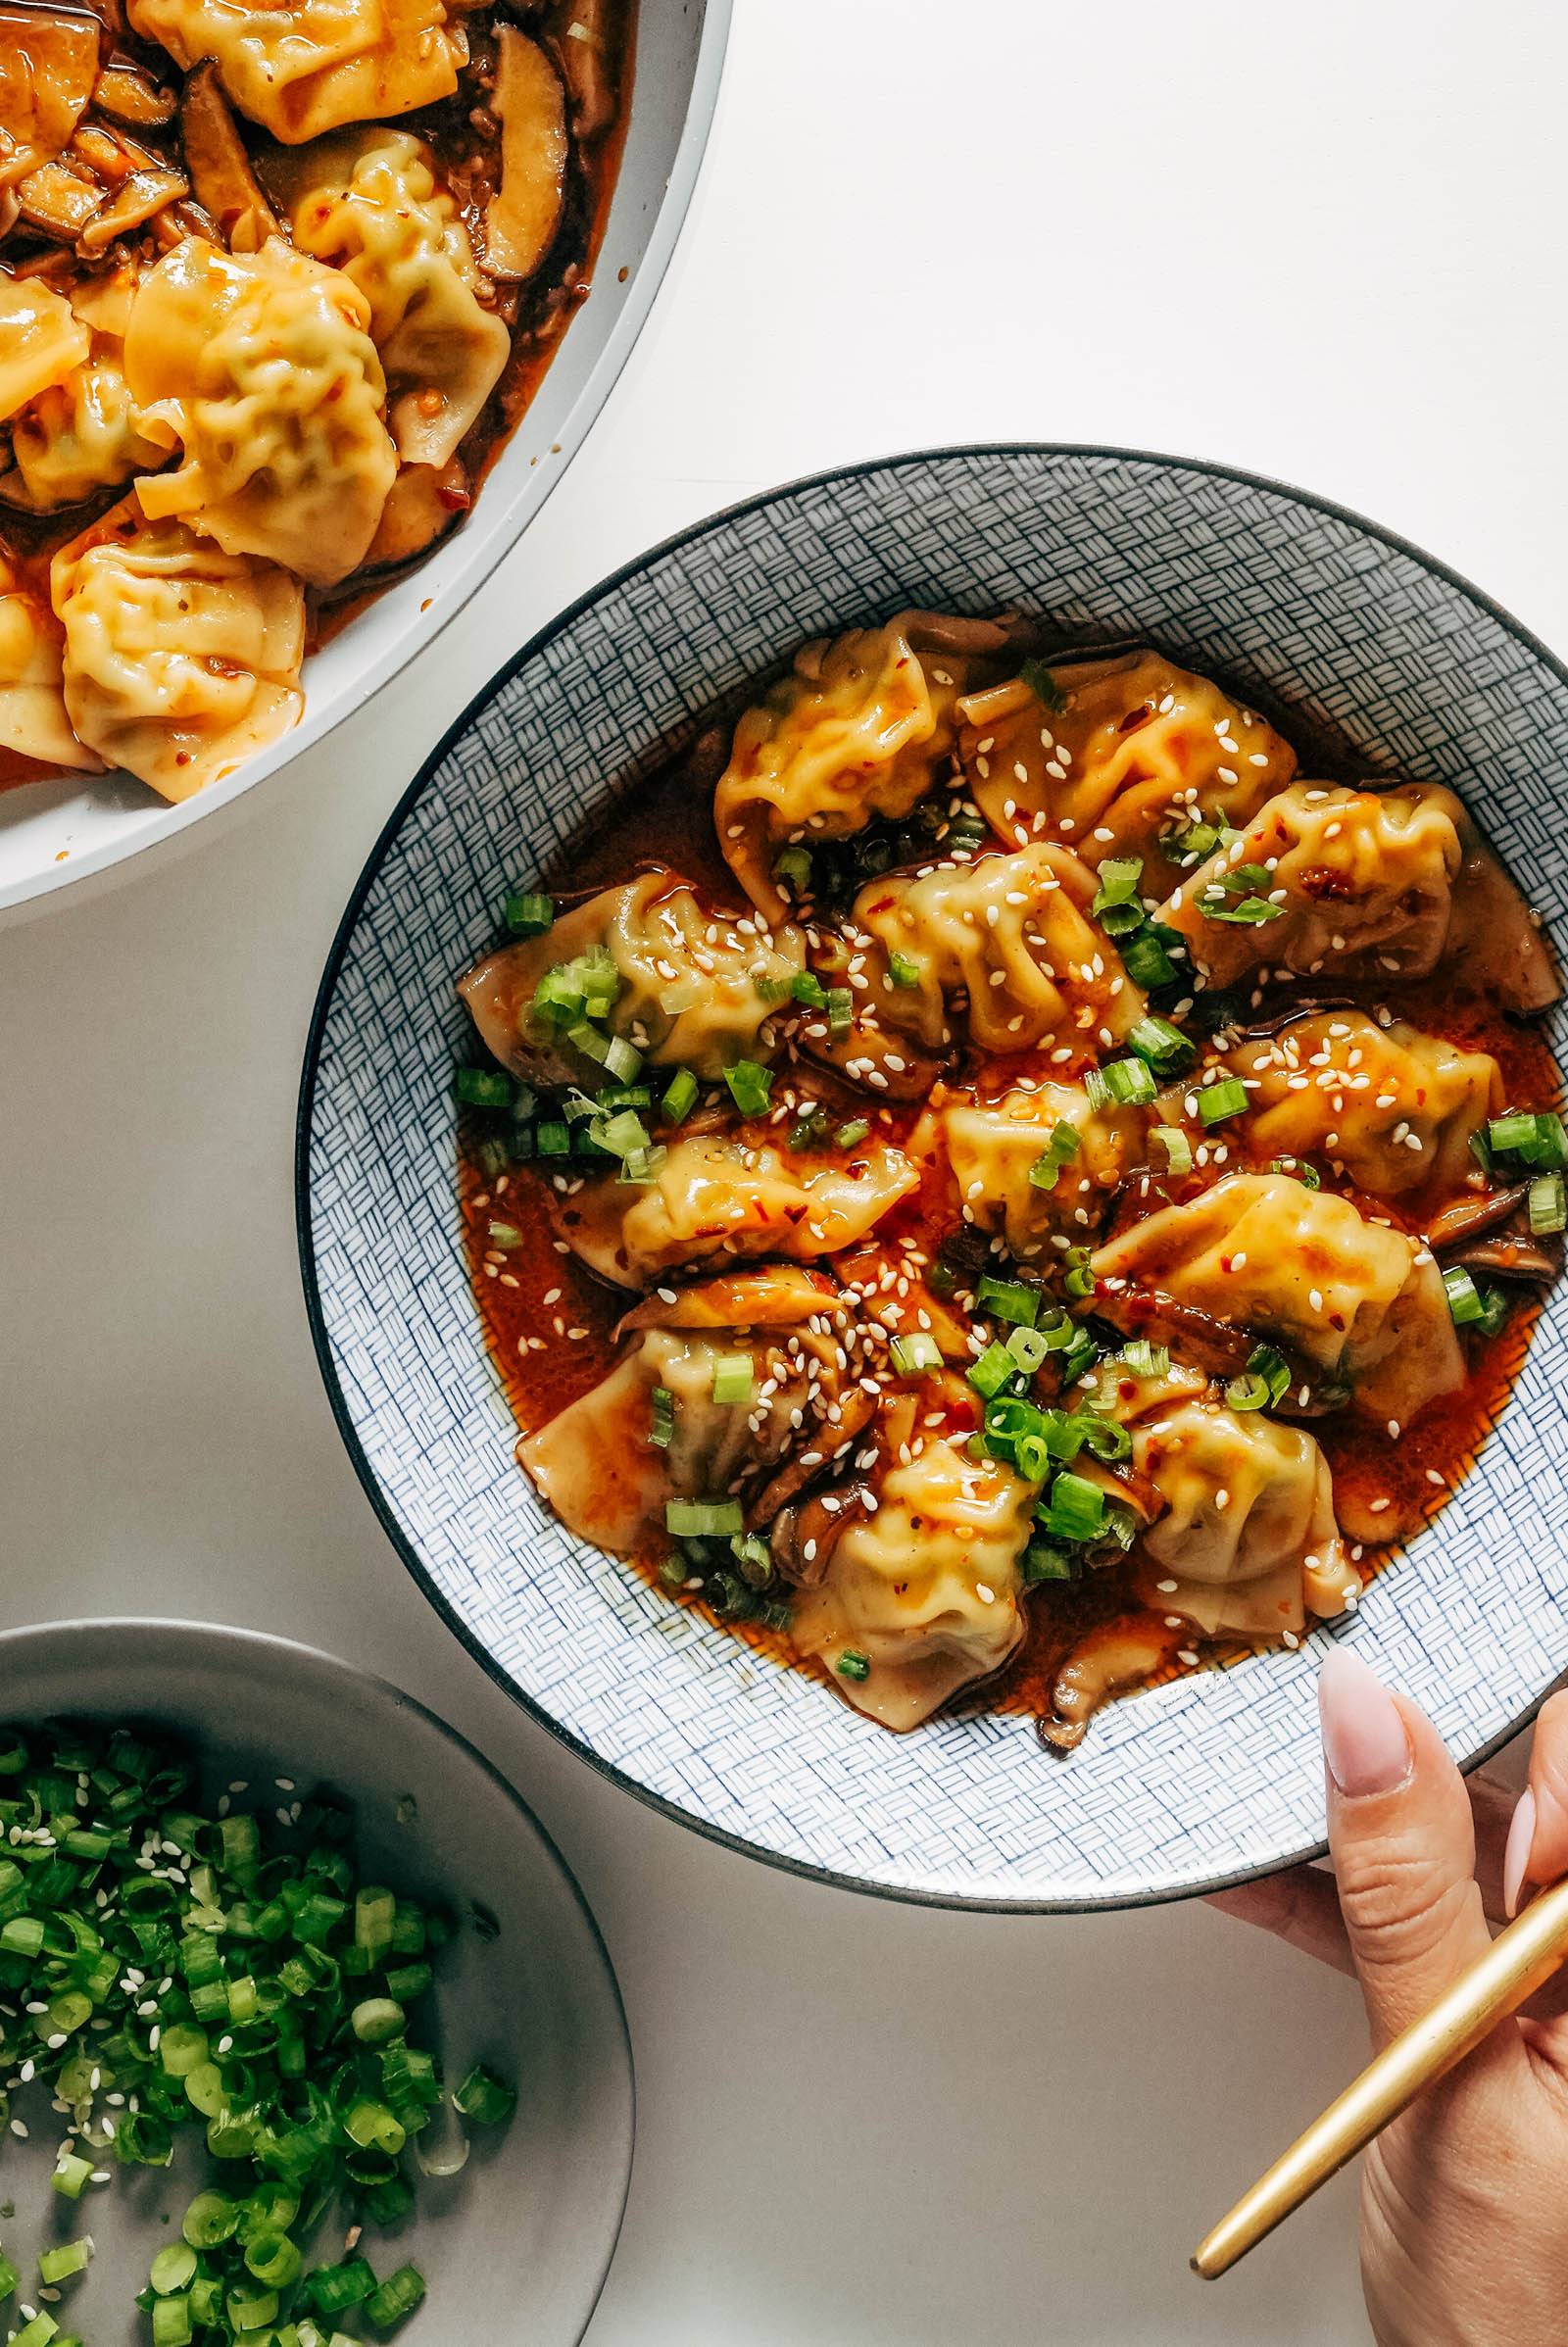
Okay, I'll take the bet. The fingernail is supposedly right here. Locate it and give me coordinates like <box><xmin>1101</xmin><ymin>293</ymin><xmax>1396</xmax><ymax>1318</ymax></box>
<box><xmin>1319</xmin><ymin>1648</ymin><xmax>1412</xmax><ymax>1798</ymax></box>
<box><xmin>1503</xmin><ymin>1787</ymin><xmax>1538</xmax><ymax>1920</ymax></box>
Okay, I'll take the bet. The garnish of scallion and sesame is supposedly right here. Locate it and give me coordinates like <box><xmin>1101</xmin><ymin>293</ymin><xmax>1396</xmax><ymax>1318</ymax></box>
<box><xmin>0</xmin><ymin>1723</ymin><xmax>515</xmax><ymax>2346</ymax></box>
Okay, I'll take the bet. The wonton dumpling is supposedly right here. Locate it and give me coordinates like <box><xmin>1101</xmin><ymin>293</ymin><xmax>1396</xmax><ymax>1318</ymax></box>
<box><xmin>851</xmin><ymin>843</ymin><xmax>1147</xmax><ymax>1055</ymax></box>
<box><xmin>554</xmin><ymin>1132</ymin><xmax>919</xmax><ymax>1289</ymax></box>
<box><xmin>459</xmin><ymin>867</ymin><xmax>805</xmax><ymax>1085</ymax></box>
<box><xmin>2</xmin><ymin>269</ymin><xmax>163</xmax><ymax>513</ymax></box>
<box><xmin>125</xmin><ymin>236</ymin><xmax>396</xmax><ymax>587</ymax></box>
<box><xmin>1091</xmin><ymin>1172</ymin><xmax>1464</xmax><ymax>1423</ymax></box>
<box><xmin>1159</xmin><ymin>782</ymin><xmax>1557</xmax><ymax>1009</ymax></box>
<box><xmin>1226</xmin><ymin>1010</ymin><xmax>1501</xmax><ymax>1199</ymax></box>
<box><xmin>521</xmin><ymin>1286</ymin><xmax>846</xmax><ymax>1556</ymax></box>
<box><xmin>1131</xmin><ymin>1400</ymin><xmax>1349</xmax><ymax>1638</ymax></box>
<box><xmin>915</xmin><ymin>1081</ymin><xmax>1146</xmax><ymax>1260</ymax></box>
<box><xmin>715</xmin><ymin>618</ymin><xmax>985</xmax><ymax>921</ymax></box>
<box><xmin>126</xmin><ymin>0</ymin><xmax>466</xmax><ymax>145</ymax></box>
<box><xmin>958</xmin><ymin>649</ymin><xmax>1296</xmax><ymax>893</ymax></box>
<box><xmin>0</xmin><ymin>560</ymin><xmax>99</xmax><ymax>771</ymax></box>
<box><xmin>271</xmin><ymin>129</ymin><xmax>509</xmax><ymax>468</ymax></box>
<box><xmin>794</xmin><ymin>1438</ymin><xmax>1033</xmax><ymax>1730</ymax></box>
<box><xmin>51</xmin><ymin>502</ymin><xmax>305</xmax><ymax>799</ymax></box>
<box><xmin>0</xmin><ymin>273</ymin><xmax>89</xmax><ymax>424</ymax></box>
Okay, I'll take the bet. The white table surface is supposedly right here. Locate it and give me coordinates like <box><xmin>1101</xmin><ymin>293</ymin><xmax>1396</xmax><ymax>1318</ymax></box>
<box><xmin>3</xmin><ymin>1</ymin><xmax>1560</xmax><ymax>2337</ymax></box>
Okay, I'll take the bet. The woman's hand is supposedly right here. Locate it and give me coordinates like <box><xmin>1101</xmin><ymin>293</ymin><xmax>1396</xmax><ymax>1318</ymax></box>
<box><xmin>1212</xmin><ymin>1650</ymin><xmax>1568</xmax><ymax>2347</ymax></box>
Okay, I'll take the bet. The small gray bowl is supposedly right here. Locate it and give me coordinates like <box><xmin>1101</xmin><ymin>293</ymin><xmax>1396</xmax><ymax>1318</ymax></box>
<box><xmin>0</xmin><ymin>1618</ymin><xmax>632</xmax><ymax>2344</ymax></box>
<box><xmin>297</xmin><ymin>445</ymin><xmax>1568</xmax><ymax>1913</ymax></box>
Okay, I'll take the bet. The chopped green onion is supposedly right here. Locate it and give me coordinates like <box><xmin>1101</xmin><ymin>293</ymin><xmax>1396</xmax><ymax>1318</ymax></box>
<box><xmin>1168</xmin><ymin>816</ymin><xmax>1242</xmax><ymax>865</ymax></box>
<box><xmin>1005</xmin><ymin>1325</ymin><xmax>1052</xmax><ymax>1374</ymax></box>
<box><xmin>1488</xmin><ymin>1109</ymin><xmax>1568</xmax><ymax>1167</ymax></box>
<box><xmin>888</xmin><ymin>951</ymin><xmax>924</xmax><ymax>989</ymax></box>
<box><xmin>1102</xmin><ymin>1056</ymin><xmax>1157</xmax><ymax>1107</ymax></box>
<box><xmin>1044</xmin><ymin>1472</ymin><xmax>1107</xmax><ymax>1542</ymax></box>
<box><xmin>1121</xmin><ymin>925</ymin><xmax>1178</xmax><ymax>989</ymax></box>
<box><xmin>730</xmin><ymin>1531</ymin><xmax>774</xmax><ymax>1589</ymax></box>
<box><xmin>536</xmin><ymin>1119</ymin><xmax>570</xmax><ymax>1156</ymax></box>
<box><xmin>826</xmin><ymin>986</ymin><xmax>854</xmax><ymax>1036</ymax></box>
<box><xmin>789</xmin><ymin>971</ymin><xmax>827</xmax><ymax>1008</ymax></box>
<box><xmin>504</xmin><ymin>890</ymin><xmax>554</xmax><ymax>936</ymax></box>
<box><xmin>1197</xmin><ymin>1077</ymin><xmax>1249</xmax><ymax>1126</ymax></box>
<box><xmin>455</xmin><ymin>1067</ymin><xmax>512</xmax><ymax>1108</ymax></box>
<box><xmin>1020</xmin><ymin>658</ymin><xmax>1067</xmax><ymax>712</ymax></box>
<box><xmin>710</xmin><ymin>1351</ymin><xmax>756</xmax><ymax>1407</ymax></box>
<box><xmin>616</xmin><ymin>1144</ymin><xmax>668</xmax><ymax>1185</ymax></box>
<box><xmin>1152</xmin><ymin>1126</ymin><xmax>1194</xmax><ymax>1176</ymax></box>
<box><xmin>835</xmin><ymin>1651</ymin><xmax>872</xmax><ymax>1684</ymax></box>
<box><xmin>661</xmin><ymin>1068</ymin><xmax>699</xmax><ymax>1124</ymax></box>
<box><xmin>1443</xmin><ymin>1265</ymin><xmax>1486</xmax><ymax>1326</ymax></box>
<box><xmin>1127</xmin><ymin>1014</ymin><xmax>1195</xmax><ymax>1073</ymax></box>
<box><xmin>1077</xmin><ymin>1414</ymin><xmax>1131</xmax><ymax>1462</ymax></box>
<box><xmin>1028</xmin><ymin>1122</ymin><xmax>1080</xmax><ymax>1191</ymax></box>
<box><xmin>1083</xmin><ymin>1066</ymin><xmax>1111</xmax><ymax>1110</ymax></box>
<box><xmin>975</xmin><ymin>1274</ymin><xmax>1041</xmax><ymax>1327</ymax></box>
<box><xmin>1529</xmin><ymin>1173</ymin><xmax>1567</xmax><ymax>1235</ymax></box>
<box><xmin>754</xmin><ymin>975</ymin><xmax>794</xmax><ymax>1004</ymax></box>
<box><xmin>151</xmin><ymin>2301</ymin><xmax>191</xmax><ymax>2347</ymax></box>
<box><xmin>1270</xmin><ymin>1154</ymin><xmax>1322</xmax><ymax>1189</ymax></box>
<box><xmin>890</xmin><ymin>1332</ymin><xmax>943</xmax><ymax>1376</ymax></box>
<box><xmin>664</xmin><ymin>1498</ymin><xmax>745</xmax><ymax>1538</ymax></box>
<box><xmin>305</xmin><ymin>2260</ymin><xmax>378</xmax><ymax>2315</ymax></box>
<box><xmin>1475</xmin><ymin>1284</ymin><xmax>1511</xmax><ymax>1340</ymax></box>
<box><xmin>487</xmin><ymin>1219</ymin><xmax>522</xmax><ymax>1250</ymax></box>
<box><xmin>150</xmin><ymin>2244</ymin><xmax>196</xmax><ymax>2295</ymax></box>
<box><xmin>38</xmin><ymin>2241</ymin><xmax>91</xmax><ymax>2287</ymax></box>
<box><xmin>1091</xmin><ymin>857</ymin><xmax>1144</xmax><ymax>918</ymax></box>
<box><xmin>723</xmin><ymin>1059</ymin><xmax>773</xmax><ymax>1115</ymax></box>
<box><xmin>835</xmin><ymin>1119</ymin><xmax>870</xmax><ymax>1149</ymax></box>
<box><xmin>1119</xmin><ymin>1339</ymin><xmax>1170</xmax><ymax>1377</ymax></box>
<box><xmin>1063</xmin><ymin>1247</ymin><xmax>1098</xmax><ymax>1300</ymax></box>
<box><xmin>772</xmin><ymin>846</ymin><xmax>812</xmax><ymax>894</ymax></box>
<box><xmin>649</xmin><ymin>1386</ymin><xmax>675</xmax><ymax>1449</ymax></box>
<box><xmin>51</xmin><ymin>2152</ymin><xmax>94</xmax><ymax>2201</ymax></box>
<box><xmin>0</xmin><ymin>2253</ymin><xmax>17</xmax><ymax>2300</ymax></box>
<box><xmin>967</xmin><ymin>1342</ymin><xmax>1019</xmax><ymax>1399</ymax></box>
<box><xmin>1022</xmin><ymin>1540</ymin><xmax>1079</xmax><ymax>1584</ymax></box>
<box><xmin>788</xmin><ymin>1106</ymin><xmax>830</xmax><ymax>1151</ymax></box>
<box><xmin>453</xmin><ymin>2064</ymin><xmax>519</xmax><ymax>2127</ymax></box>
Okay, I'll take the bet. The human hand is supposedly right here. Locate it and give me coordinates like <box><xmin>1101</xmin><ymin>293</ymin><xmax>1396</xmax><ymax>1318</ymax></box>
<box><xmin>1212</xmin><ymin>1649</ymin><xmax>1568</xmax><ymax>2347</ymax></box>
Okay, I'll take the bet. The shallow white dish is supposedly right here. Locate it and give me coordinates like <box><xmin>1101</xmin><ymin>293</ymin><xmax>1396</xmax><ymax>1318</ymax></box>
<box><xmin>0</xmin><ymin>0</ymin><xmax>729</xmax><ymax>923</ymax></box>
<box><xmin>0</xmin><ymin>1617</ymin><xmax>634</xmax><ymax>2343</ymax></box>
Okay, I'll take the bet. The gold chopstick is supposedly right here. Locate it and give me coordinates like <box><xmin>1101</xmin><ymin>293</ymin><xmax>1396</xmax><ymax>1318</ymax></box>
<box><xmin>1193</xmin><ymin>1872</ymin><xmax>1568</xmax><ymax>2279</ymax></box>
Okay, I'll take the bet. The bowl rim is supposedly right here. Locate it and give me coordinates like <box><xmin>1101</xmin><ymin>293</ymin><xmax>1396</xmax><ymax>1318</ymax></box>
<box><xmin>0</xmin><ymin>1613</ymin><xmax>634</xmax><ymax>2333</ymax></box>
<box><xmin>0</xmin><ymin>0</ymin><xmax>733</xmax><ymax>921</ymax></box>
<box><xmin>295</xmin><ymin>438</ymin><xmax>1568</xmax><ymax>1913</ymax></box>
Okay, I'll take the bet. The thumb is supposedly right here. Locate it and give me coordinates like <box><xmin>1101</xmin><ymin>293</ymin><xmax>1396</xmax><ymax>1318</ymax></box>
<box><xmin>1503</xmin><ymin>1688</ymin><xmax>1568</xmax><ymax>1917</ymax></box>
<box><xmin>1320</xmin><ymin>1646</ymin><xmax>1493</xmax><ymax>2051</ymax></box>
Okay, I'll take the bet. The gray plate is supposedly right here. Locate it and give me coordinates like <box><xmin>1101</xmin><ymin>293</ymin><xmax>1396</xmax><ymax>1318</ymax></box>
<box><xmin>0</xmin><ymin>1618</ymin><xmax>632</xmax><ymax>2342</ymax></box>
<box><xmin>297</xmin><ymin>444</ymin><xmax>1568</xmax><ymax>1912</ymax></box>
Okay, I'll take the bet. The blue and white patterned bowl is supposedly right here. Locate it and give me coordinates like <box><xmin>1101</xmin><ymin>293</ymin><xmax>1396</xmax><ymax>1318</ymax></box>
<box><xmin>298</xmin><ymin>446</ymin><xmax>1568</xmax><ymax>1911</ymax></box>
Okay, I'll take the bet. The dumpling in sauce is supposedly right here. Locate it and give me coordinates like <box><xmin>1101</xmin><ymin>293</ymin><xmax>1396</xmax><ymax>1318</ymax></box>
<box><xmin>459</xmin><ymin>866</ymin><xmax>805</xmax><ymax>1086</ymax></box>
<box><xmin>914</xmin><ymin>1081</ymin><xmax>1146</xmax><ymax>1260</ymax></box>
<box><xmin>714</xmin><ymin>614</ymin><xmax>1002</xmax><ymax>922</ymax></box>
<box><xmin>520</xmin><ymin>1271</ymin><xmax>849</xmax><ymax>1557</ymax></box>
<box><xmin>1130</xmin><ymin>1399</ymin><xmax>1349</xmax><ymax>1638</ymax></box>
<box><xmin>51</xmin><ymin>501</ymin><xmax>305</xmax><ymax>798</ymax></box>
<box><xmin>1224</xmin><ymin>1009</ymin><xmax>1501</xmax><ymax>1199</ymax></box>
<box><xmin>1091</xmin><ymin>1171</ymin><xmax>1464</xmax><ymax>1424</ymax></box>
<box><xmin>270</xmin><ymin>128</ymin><xmax>509</xmax><ymax>469</ymax></box>
<box><xmin>0</xmin><ymin>558</ymin><xmax>99</xmax><ymax>770</ymax></box>
<box><xmin>0</xmin><ymin>272</ymin><xmax>90</xmax><ymax>423</ymax></box>
<box><xmin>794</xmin><ymin>1437</ymin><xmax>1034</xmax><ymax>1731</ymax></box>
<box><xmin>1159</xmin><ymin>782</ymin><xmax>1557</xmax><ymax>1010</ymax></box>
<box><xmin>125</xmin><ymin>236</ymin><xmax>396</xmax><ymax>587</ymax></box>
<box><xmin>554</xmin><ymin>1131</ymin><xmax>919</xmax><ymax>1289</ymax></box>
<box><xmin>849</xmin><ymin>843</ymin><xmax>1147</xmax><ymax>1057</ymax></box>
<box><xmin>126</xmin><ymin>0</ymin><xmax>466</xmax><ymax>145</ymax></box>
<box><xmin>957</xmin><ymin>649</ymin><xmax>1297</xmax><ymax>894</ymax></box>
<box><xmin>1</xmin><ymin>269</ymin><xmax>164</xmax><ymax>514</ymax></box>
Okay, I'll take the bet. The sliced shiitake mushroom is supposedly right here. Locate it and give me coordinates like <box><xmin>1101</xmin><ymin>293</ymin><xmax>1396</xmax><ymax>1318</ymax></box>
<box><xmin>15</xmin><ymin>157</ymin><xmax>102</xmax><ymax>241</ymax></box>
<box><xmin>77</xmin><ymin>163</ymin><xmax>186</xmax><ymax>249</ymax></box>
<box><xmin>91</xmin><ymin>62</ymin><xmax>176</xmax><ymax>128</ymax></box>
<box><xmin>485</xmin><ymin>24</ymin><xmax>566</xmax><ymax>280</ymax></box>
<box><xmin>1040</xmin><ymin>1615</ymin><xmax>1183</xmax><ymax>1752</ymax></box>
<box><xmin>361</xmin><ymin>460</ymin><xmax>471</xmax><ymax>572</ymax></box>
<box><xmin>177</xmin><ymin>62</ymin><xmax>277</xmax><ymax>250</ymax></box>
<box><xmin>552</xmin><ymin>0</ymin><xmax>617</xmax><ymax>138</ymax></box>
<box><xmin>1428</xmin><ymin>1182</ymin><xmax>1529</xmax><ymax>1253</ymax></box>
